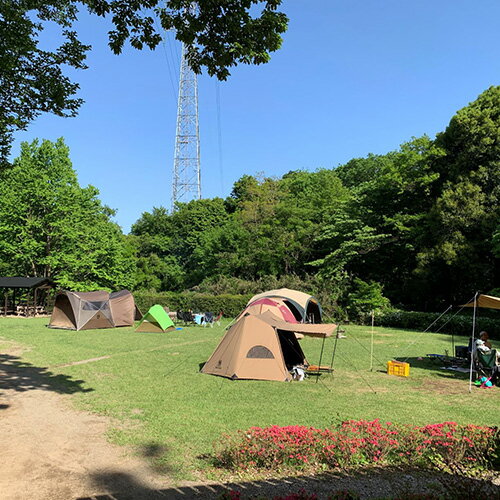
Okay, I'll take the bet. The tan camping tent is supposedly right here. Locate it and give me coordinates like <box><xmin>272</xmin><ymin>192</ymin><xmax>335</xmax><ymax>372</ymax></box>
<box><xmin>49</xmin><ymin>290</ymin><xmax>140</xmax><ymax>331</ymax></box>
<box><xmin>247</xmin><ymin>288</ymin><xmax>323</xmax><ymax>323</ymax></box>
<box><xmin>201</xmin><ymin>311</ymin><xmax>336</xmax><ymax>382</ymax></box>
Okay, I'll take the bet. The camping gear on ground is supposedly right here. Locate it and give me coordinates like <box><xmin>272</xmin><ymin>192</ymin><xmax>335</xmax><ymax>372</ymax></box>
<box><xmin>455</xmin><ymin>345</ymin><xmax>469</xmax><ymax>358</ymax></box>
<box><xmin>177</xmin><ymin>310</ymin><xmax>195</xmax><ymax>323</ymax></box>
<box><xmin>136</xmin><ymin>304</ymin><xmax>176</xmax><ymax>333</ymax></box>
<box><xmin>387</xmin><ymin>360</ymin><xmax>410</xmax><ymax>377</ymax></box>
<box><xmin>49</xmin><ymin>290</ymin><xmax>140</xmax><ymax>331</ymax></box>
<box><xmin>201</xmin><ymin>311</ymin><xmax>336</xmax><ymax>382</ymax></box>
<box><xmin>202</xmin><ymin>311</ymin><xmax>223</xmax><ymax>327</ymax></box>
<box><xmin>246</xmin><ymin>288</ymin><xmax>323</xmax><ymax>323</ymax></box>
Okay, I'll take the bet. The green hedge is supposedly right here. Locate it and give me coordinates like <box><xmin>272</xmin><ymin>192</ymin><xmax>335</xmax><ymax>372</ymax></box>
<box><xmin>376</xmin><ymin>310</ymin><xmax>500</xmax><ymax>339</ymax></box>
<box><xmin>134</xmin><ymin>291</ymin><xmax>251</xmax><ymax>318</ymax></box>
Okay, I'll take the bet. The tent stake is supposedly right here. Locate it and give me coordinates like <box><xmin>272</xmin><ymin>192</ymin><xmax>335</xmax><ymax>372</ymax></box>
<box><xmin>468</xmin><ymin>292</ymin><xmax>478</xmax><ymax>393</ymax></box>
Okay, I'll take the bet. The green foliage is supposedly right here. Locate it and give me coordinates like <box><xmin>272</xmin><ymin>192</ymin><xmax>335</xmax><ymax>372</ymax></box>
<box><xmin>134</xmin><ymin>291</ymin><xmax>250</xmax><ymax>317</ymax></box>
<box><xmin>415</xmin><ymin>87</ymin><xmax>500</xmax><ymax>304</ymax></box>
<box><xmin>0</xmin><ymin>138</ymin><xmax>135</xmax><ymax>290</ymax></box>
<box><xmin>1</xmin><ymin>1</ymin><xmax>287</xmax><ymax>167</ymax></box>
<box><xmin>0</xmin><ymin>0</ymin><xmax>89</xmax><ymax>167</ymax></box>
<box><xmin>86</xmin><ymin>0</ymin><xmax>288</xmax><ymax>80</ymax></box>
<box><xmin>346</xmin><ymin>279</ymin><xmax>390</xmax><ymax>321</ymax></box>
<box><xmin>129</xmin><ymin>87</ymin><xmax>499</xmax><ymax>312</ymax></box>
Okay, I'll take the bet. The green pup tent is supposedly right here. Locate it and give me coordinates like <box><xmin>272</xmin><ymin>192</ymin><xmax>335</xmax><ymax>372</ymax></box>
<box><xmin>136</xmin><ymin>304</ymin><xmax>175</xmax><ymax>333</ymax></box>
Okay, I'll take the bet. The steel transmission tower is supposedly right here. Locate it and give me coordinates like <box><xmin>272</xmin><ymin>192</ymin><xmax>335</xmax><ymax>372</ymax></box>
<box><xmin>172</xmin><ymin>42</ymin><xmax>201</xmax><ymax>208</ymax></box>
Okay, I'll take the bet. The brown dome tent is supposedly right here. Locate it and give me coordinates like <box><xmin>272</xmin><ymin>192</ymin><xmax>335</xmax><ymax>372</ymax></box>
<box><xmin>49</xmin><ymin>290</ymin><xmax>141</xmax><ymax>331</ymax></box>
<box><xmin>201</xmin><ymin>311</ymin><xmax>336</xmax><ymax>382</ymax></box>
<box><xmin>246</xmin><ymin>288</ymin><xmax>323</xmax><ymax>323</ymax></box>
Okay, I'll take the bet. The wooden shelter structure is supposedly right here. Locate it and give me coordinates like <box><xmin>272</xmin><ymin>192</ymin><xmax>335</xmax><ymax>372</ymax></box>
<box><xmin>0</xmin><ymin>277</ymin><xmax>54</xmax><ymax>317</ymax></box>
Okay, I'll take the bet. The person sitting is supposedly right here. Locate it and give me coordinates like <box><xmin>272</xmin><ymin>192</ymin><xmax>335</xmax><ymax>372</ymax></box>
<box><xmin>475</xmin><ymin>331</ymin><xmax>500</xmax><ymax>365</ymax></box>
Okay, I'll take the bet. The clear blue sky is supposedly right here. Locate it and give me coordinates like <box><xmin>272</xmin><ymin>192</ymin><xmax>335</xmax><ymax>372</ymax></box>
<box><xmin>12</xmin><ymin>0</ymin><xmax>500</xmax><ymax>232</ymax></box>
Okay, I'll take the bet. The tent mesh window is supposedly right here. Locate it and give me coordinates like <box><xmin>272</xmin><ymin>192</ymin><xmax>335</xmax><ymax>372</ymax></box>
<box><xmin>82</xmin><ymin>301</ymin><xmax>108</xmax><ymax>310</ymax></box>
<box><xmin>246</xmin><ymin>346</ymin><xmax>275</xmax><ymax>359</ymax></box>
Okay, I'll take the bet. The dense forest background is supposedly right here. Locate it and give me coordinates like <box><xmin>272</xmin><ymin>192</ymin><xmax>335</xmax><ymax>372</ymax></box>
<box><xmin>1</xmin><ymin>87</ymin><xmax>499</xmax><ymax>317</ymax></box>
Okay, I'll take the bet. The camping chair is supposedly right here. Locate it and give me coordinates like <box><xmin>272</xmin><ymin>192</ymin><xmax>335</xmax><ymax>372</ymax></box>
<box><xmin>472</xmin><ymin>343</ymin><xmax>498</xmax><ymax>381</ymax></box>
<box><xmin>202</xmin><ymin>312</ymin><xmax>215</xmax><ymax>328</ymax></box>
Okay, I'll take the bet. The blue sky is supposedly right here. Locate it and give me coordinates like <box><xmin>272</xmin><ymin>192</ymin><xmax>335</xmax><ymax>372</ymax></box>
<box><xmin>12</xmin><ymin>0</ymin><xmax>500</xmax><ymax>232</ymax></box>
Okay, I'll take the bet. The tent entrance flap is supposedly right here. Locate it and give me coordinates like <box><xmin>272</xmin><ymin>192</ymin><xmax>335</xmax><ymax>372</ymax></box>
<box><xmin>277</xmin><ymin>330</ymin><xmax>306</xmax><ymax>369</ymax></box>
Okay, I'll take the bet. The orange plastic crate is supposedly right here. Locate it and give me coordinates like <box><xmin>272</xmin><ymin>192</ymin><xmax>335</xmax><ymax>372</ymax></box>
<box><xmin>387</xmin><ymin>360</ymin><xmax>410</xmax><ymax>377</ymax></box>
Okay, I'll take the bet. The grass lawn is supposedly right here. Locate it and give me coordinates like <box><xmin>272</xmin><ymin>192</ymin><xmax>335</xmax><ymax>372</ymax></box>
<box><xmin>1</xmin><ymin>317</ymin><xmax>499</xmax><ymax>480</ymax></box>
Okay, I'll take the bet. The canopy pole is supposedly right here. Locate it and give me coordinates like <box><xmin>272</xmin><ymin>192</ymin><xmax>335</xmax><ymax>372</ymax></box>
<box><xmin>329</xmin><ymin>325</ymin><xmax>340</xmax><ymax>378</ymax></box>
<box><xmin>315</xmin><ymin>334</ymin><xmax>326</xmax><ymax>384</ymax></box>
<box><xmin>370</xmin><ymin>311</ymin><xmax>374</xmax><ymax>371</ymax></box>
<box><xmin>468</xmin><ymin>292</ymin><xmax>478</xmax><ymax>393</ymax></box>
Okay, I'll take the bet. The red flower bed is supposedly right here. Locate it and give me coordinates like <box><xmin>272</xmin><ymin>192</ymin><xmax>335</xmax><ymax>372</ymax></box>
<box><xmin>213</xmin><ymin>420</ymin><xmax>499</xmax><ymax>473</ymax></box>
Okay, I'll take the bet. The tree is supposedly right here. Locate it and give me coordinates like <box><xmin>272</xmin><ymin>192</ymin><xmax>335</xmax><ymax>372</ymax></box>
<box><xmin>1</xmin><ymin>1</ymin><xmax>288</xmax><ymax>168</ymax></box>
<box><xmin>416</xmin><ymin>87</ymin><xmax>500</xmax><ymax>304</ymax></box>
<box><xmin>0</xmin><ymin>138</ymin><xmax>135</xmax><ymax>290</ymax></box>
<box><xmin>0</xmin><ymin>1</ymin><xmax>89</xmax><ymax>169</ymax></box>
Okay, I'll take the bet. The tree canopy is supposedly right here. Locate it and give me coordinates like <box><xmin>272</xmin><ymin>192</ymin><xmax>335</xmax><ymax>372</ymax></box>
<box><xmin>129</xmin><ymin>86</ymin><xmax>500</xmax><ymax>314</ymax></box>
<box><xmin>0</xmin><ymin>87</ymin><xmax>498</xmax><ymax>318</ymax></box>
<box><xmin>0</xmin><ymin>0</ymin><xmax>288</xmax><ymax>167</ymax></box>
<box><xmin>0</xmin><ymin>138</ymin><xmax>135</xmax><ymax>290</ymax></box>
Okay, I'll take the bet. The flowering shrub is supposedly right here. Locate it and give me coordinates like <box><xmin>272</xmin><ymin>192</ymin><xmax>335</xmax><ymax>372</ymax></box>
<box><xmin>213</xmin><ymin>420</ymin><xmax>499</xmax><ymax>473</ymax></box>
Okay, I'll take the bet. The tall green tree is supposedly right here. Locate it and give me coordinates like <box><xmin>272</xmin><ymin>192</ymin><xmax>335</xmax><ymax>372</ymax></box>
<box><xmin>416</xmin><ymin>86</ymin><xmax>500</xmax><ymax>303</ymax></box>
<box><xmin>0</xmin><ymin>138</ymin><xmax>135</xmax><ymax>290</ymax></box>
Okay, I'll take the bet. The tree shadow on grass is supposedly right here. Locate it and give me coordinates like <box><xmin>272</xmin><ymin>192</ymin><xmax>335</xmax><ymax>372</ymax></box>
<box><xmin>0</xmin><ymin>353</ymin><xmax>93</xmax><ymax>407</ymax></box>
<box><xmin>137</xmin><ymin>442</ymin><xmax>178</xmax><ymax>475</ymax></box>
<box><xmin>77</xmin><ymin>466</ymin><xmax>499</xmax><ymax>499</ymax></box>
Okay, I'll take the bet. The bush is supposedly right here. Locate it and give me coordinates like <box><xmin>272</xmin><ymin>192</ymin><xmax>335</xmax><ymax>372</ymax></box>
<box><xmin>375</xmin><ymin>310</ymin><xmax>500</xmax><ymax>339</ymax></box>
<box><xmin>213</xmin><ymin>420</ymin><xmax>499</xmax><ymax>474</ymax></box>
<box><xmin>133</xmin><ymin>291</ymin><xmax>251</xmax><ymax>317</ymax></box>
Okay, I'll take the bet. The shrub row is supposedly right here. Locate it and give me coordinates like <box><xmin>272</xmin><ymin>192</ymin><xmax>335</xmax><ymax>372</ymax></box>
<box><xmin>134</xmin><ymin>291</ymin><xmax>251</xmax><ymax>317</ymax></box>
<box><xmin>375</xmin><ymin>310</ymin><xmax>500</xmax><ymax>339</ymax></box>
<box><xmin>213</xmin><ymin>420</ymin><xmax>499</xmax><ymax>474</ymax></box>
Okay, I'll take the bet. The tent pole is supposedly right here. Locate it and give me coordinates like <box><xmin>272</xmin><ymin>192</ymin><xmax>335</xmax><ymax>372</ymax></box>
<box><xmin>468</xmin><ymin>292</ymin><xmax>478</xmax><ymax>393</ymax></box>
<box><xmin>370</xmin><ymin>311</ymin><xmax>374</xmax><ymax>371</ymax></box>
<box><xmin>316</xmin><ymin>335</ymin><xmax>326</xmax><ymax>384</ymax></box>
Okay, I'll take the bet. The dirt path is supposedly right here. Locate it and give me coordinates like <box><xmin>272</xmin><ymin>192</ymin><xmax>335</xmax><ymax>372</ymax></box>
<box><xmin>0</xmin><ymin>345</ymin><xmax>183</xmax><ymax>500</ymax></box>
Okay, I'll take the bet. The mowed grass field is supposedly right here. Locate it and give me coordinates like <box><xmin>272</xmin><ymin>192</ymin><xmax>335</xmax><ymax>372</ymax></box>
<box><xmin>1</xmin><ymin>317</ymin><xmax>499</xmax><ymax>479</ymax></box>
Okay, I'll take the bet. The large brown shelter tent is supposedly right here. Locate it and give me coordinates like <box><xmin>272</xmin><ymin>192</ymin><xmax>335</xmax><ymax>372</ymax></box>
<box><xmin>201</xmin><ymin>311</ymin><xmax>336</xmax><ymax>382</ymax></box>
<box><xmin>247</xmin><ymin>288</ymin><xmax>323</xmax><ymax>323</ymax></box>
<box><xmin>49</xmin><ymin>290</ymin><xmax>140</xmax><ymax>331</ymax></box>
